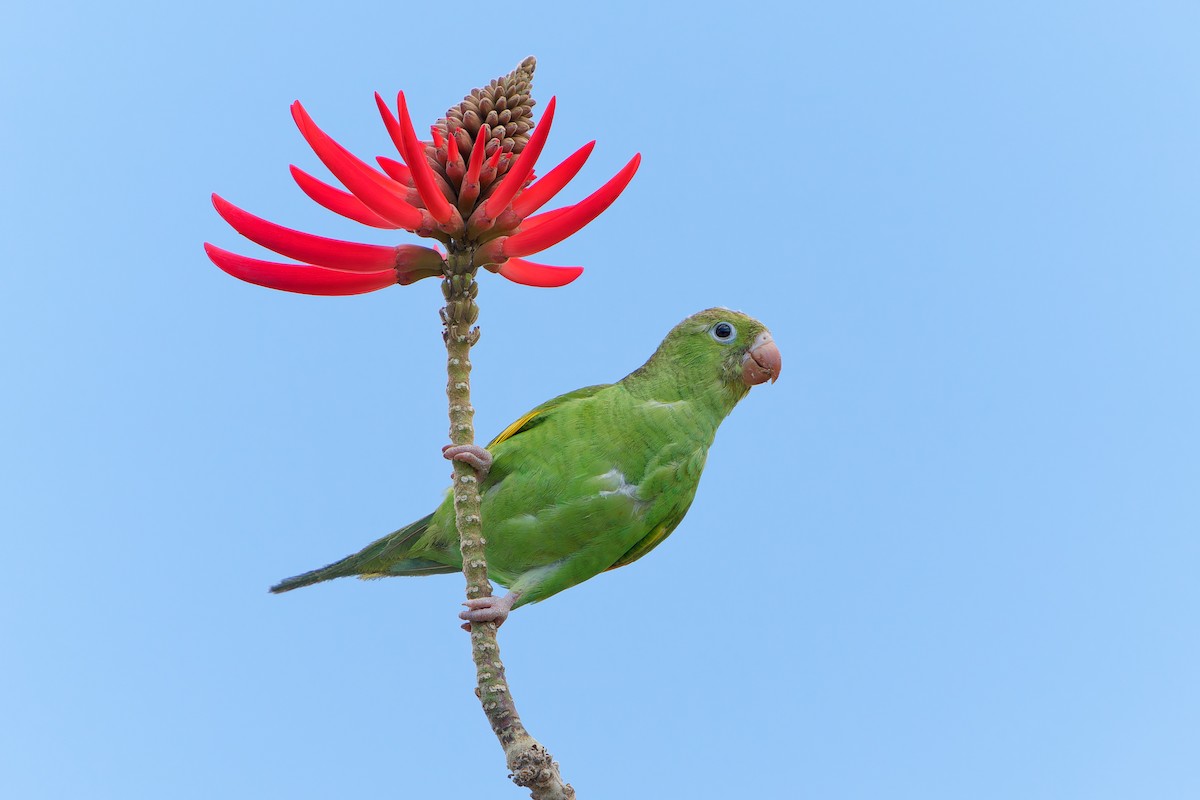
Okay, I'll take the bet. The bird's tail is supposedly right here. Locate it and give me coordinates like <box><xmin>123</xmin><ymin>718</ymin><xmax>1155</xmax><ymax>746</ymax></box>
<box><xmin>269</xmin><ymin>513</ymin><xmax>443</xmax><ymax>593</ymax></box>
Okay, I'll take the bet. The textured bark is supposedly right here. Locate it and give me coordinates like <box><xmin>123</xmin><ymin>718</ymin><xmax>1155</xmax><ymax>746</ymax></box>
<box><xmin>442</xmin><ymin>244</ymin><xmax>574</xmax><ymax>800</ymax></box>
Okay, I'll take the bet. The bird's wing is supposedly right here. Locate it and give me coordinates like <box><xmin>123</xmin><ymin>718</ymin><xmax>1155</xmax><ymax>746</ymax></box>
<box><xmin>606</xmin><ymin>515</ymin><xmax>685</xmax><ymax>572</ymax></box>
<box><xmin>486</xmin><ymin>383</ymin><xmax>611</xmax><ymax>448</ymax></box>
<box><xmin>606</xmin><ymin>437</ymin><xmax>707</xmax><ymax>571</ymax></box>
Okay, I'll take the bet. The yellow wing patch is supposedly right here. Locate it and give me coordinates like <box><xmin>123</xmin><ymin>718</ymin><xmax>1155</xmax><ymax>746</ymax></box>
<box><xmin>487</xmin><ymin>407</ymin><xmax>545</xmax><ymax>448</ymax></box>
<box><xmin>487</xmin><ymin>384</ymin><xmax>609</xmax><ymax>449</ymax></box>
<box><xmin>607</xmin><ymin>522</ymin><xmax>672</xmax><ymax>572</ymax></box>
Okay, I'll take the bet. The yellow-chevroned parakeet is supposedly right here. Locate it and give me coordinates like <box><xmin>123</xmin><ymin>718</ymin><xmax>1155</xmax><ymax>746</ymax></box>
<box><xmin>271</xmin><ymin>308</ymin><xmax>781</xmax><ymax>626</ymax></box>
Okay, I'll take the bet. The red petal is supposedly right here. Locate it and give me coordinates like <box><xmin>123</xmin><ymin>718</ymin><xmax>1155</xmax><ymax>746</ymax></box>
<box><xmin>375</xmin><ymin>156</ymin><xmax>412</xmax><ymax>185</ymax></box>
<box><xmin>205</xmin><ymin>243</ymin><xmax>396</xmax><ymax>296</ymax></box>
<box><xmin>291</xmin><ymin>101</ymin><xmax>424</xmax><ymax>231</ymax></box>
<box><xmin>511</xmin><ymin>141</ymin><xmax>595</xmax><ymax>219</ymax></box>
<box><xmin>457</xmin><ymin>124</ymin><xmax>489</xmax><ymax>214</ymax></box>
<box><xmin>385</xmin><ymin>92</ymin><xmax>458</xmax><ymax>228</ymax></box>
<box><xmin>445</xmin><ymin>132</ymin><xmax>464</xmax><ymax>183</ymax></box>
<box><xmin>292</xmin><ymin>100</ymin><xmax>414</xmax><ymax>200</ymax></box>
<box><xmin>290</xmin><ymin>166</ymin><xmax>397</xmax><ymax>229</ymax></box>
<box><xmin>212</xmin><ymin>194</ymin><xmax>399</xmax><ymax>272</ymax></box>
<box><xmin>375</xmin><ymin>92</ymin><xmax>409</xmax><ymax>159</ymax></box>
<box><xmin>464</xmin><ymin>125</ymin><xmax>488</xmax><ymax>188</ymax></box>
<box><xmin>497</xmin><ymin>258</ymin><xmax>583</xmax><ymax>288</ymax></box>
<box><xmin>521</xmin><ymin>205</ymin><xmax>575</xmax><ymax>231</ymax></box>
<box><xmin>480</xmin><ymin>96</ymin><xmax>556</xmax><ymax>216</ymax></box>
<box><xmin>479</xmin><ymin>147</ymin><xmax>503</xmax><ymax>188</ymax></box>
<box><xmin>497</xmin><ymin>154</ymin><xmax>641</xmax><ymax>258</ymax></box>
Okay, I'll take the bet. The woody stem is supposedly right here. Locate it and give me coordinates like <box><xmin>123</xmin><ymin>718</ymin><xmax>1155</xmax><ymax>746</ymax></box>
<box><xmin>442</xmin><ymin>245</ymin><xmax>573</xmax><ymax>800</ymax></box>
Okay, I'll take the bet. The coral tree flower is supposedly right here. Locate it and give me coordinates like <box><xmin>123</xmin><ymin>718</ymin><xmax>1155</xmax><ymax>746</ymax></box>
<box><xmin>206</xmin><ymin>58</ymin><xmax>640</xmax><ymax>295</ymax></box>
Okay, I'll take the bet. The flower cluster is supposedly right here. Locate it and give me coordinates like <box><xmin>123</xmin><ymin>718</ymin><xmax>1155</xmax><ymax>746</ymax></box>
<box><xmin>206</xmin><ymin>59</ymin><xmax>640</xmax><ymax>295</ymax></box>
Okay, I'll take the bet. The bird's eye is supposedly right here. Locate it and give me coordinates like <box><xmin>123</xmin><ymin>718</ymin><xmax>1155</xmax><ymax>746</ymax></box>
<box><xmin>710</xmin><ymin>322</ymin><xmax>736</xmax><ymax>343</ymax></box>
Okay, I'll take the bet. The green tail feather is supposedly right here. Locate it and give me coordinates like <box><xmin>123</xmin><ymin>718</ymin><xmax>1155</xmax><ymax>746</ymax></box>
<box><xmin>269</xmin><ymin>513</ymin><xmax>444</xmax><ymax>593</ymax></box>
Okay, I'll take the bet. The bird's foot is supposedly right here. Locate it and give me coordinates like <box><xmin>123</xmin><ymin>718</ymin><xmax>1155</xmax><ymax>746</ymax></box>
<box><xmin>442</xmin><ymin>444</ymin><xmax>492</xmax><ymax>480</ymax></box>
<box><xmin>459</xmin><ymin>592</ymin><xmax>518</xmax><ymax>632</ymax></box>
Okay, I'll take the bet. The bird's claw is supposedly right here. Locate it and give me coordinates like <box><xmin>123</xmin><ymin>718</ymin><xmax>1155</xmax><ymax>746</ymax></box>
<box><xmin>459</xmin><ymin>594</ymin><xmax>516</xmax><ymax>632</ymax></box>
<box><xmin>442</xmin><ymin>444</ymin><xmax>492</xmax><ymax>480</ymax></box>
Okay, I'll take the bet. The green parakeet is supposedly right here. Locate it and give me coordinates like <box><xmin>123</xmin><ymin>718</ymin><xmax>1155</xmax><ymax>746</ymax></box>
<box><xmin>271</xmin><ymin>308</ymin><xmax>781</xmax><ymax>625</ymax></box>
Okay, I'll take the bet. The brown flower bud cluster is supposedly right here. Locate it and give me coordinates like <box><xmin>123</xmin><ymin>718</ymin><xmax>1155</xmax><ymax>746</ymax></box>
<box><xmin>431</xmin><ymin>56</ymin><xmax>538</xmax><ymax>187</ymax></box>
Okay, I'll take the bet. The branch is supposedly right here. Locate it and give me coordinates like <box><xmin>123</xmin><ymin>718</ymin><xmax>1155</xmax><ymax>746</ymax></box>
<box><xmin>442</xmin><ymin>245</ymin><xmax>574</xmax><ymax>799</ymax></box>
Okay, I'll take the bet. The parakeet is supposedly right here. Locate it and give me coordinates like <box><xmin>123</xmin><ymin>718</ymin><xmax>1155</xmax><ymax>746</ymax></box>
<box><xmin>271</xmin><ymin>307</ymin><xmax>781</xmax><ymax>627</ymax></box>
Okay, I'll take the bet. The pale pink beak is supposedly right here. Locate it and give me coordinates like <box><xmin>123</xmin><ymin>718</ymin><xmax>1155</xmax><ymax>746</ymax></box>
<box><xmin>742</xmin><ymin>331</ymin><xmax>781</xmax><ymax>386</ymax></box>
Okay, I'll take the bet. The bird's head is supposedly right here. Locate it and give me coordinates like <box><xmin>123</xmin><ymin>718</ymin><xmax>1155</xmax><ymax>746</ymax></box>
<box><xmin>631</xmin><ymin>308</ymin><xmax>781</xmax><ymax>407</ymax></box>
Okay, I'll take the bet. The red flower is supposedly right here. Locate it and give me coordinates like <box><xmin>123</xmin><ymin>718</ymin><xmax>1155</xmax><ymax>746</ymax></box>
<box><xmin>206</xmin><ymin>91</ymin><xmax>640</xmax><ymax>295</ymax></box>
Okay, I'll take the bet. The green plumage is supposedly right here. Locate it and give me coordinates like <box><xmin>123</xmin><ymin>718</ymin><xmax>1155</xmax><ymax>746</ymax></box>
<box><xmin>271</xmin><ymin>308</ymin><xmax>773</xmax><ymax>608</ymax></box>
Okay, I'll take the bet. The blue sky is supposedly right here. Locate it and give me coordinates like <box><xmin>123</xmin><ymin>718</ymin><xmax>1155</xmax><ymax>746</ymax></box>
<box><xmin>2</xmin><ymin>1</ymin><xmax>1198</xmax><ymax>797</ymax></box>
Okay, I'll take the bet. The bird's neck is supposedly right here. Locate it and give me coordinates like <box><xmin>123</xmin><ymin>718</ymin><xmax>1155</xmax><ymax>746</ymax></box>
<box><xmin>622</xmin><ymin>361</ymin><xmax>745</xmax><ymax>427</ymax></box>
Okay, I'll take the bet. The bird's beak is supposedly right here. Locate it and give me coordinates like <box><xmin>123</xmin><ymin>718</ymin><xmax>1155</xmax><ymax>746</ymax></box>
<box><xmin>742</xmin><ymin>331</ymin><xmax>781</xmax><ymax>386</ymax></box>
